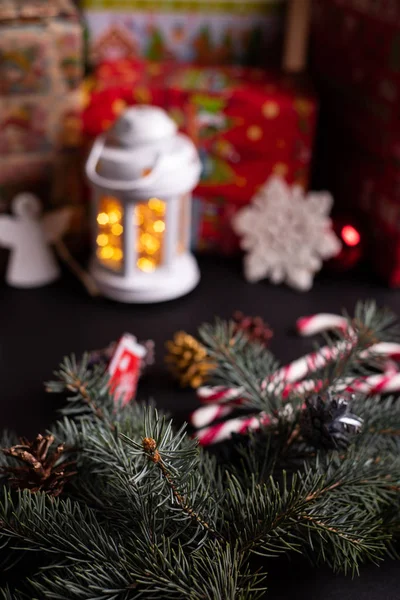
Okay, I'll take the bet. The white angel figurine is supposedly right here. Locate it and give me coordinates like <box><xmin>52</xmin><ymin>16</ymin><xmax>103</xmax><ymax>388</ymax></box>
<box><xmin>0</xmin><ymin>193</ymin><xmax>72</xmax><ymax>288</ymax></box>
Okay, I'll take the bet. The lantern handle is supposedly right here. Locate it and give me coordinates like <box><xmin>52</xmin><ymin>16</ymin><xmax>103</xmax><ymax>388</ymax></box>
<box><xmin>85</xmin><ymin>134</ymin><xmax>166</xmax><ymax>192</ymax></box>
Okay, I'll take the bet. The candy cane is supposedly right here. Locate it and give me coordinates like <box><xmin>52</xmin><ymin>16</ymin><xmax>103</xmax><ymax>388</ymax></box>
<box><xmin>191</xmin><ymin>380</ymin><xmax>311</xmax><ymax>429</ymax></box>
<box><xmin>196</xmin><ymin>375</ymin><xmax>400</xmax><ymax>447</ymax></box>
<box><xmin>196</xmin><ymin>365</ymin><xmax>400</xmax><ymax>445</ymax></box>
<box><xmin>340</xmin><ymin>373</ymin><xmax>400</xmax><ymax>395</ymax></box>
<box><xmin>197</xmin><ymin>339</ymin><xmax>354</xmax><ymax>406</ymax></box>
<box><xmin>194</xmin><ymin>340</ymin><xmax>400</xmax><ymax>419</ymax></box>
<box><xmin>359</xmin><ymin>342</ymin><xmax>400</xmax><ymax>361</ymax></box>
<box><xmin>191</xmin><ymin>403</ymin><xmax>236</xmax><ymax>429</ymax></box>
<box><xmin>196</xmin><ymin>413</ymin><xmax>272</xmax><ymax>446</ymax></box>
<box><xmin>296</xmin><ymin>313</ymin><xmax>348</xmax><ymax>336</ymax></box>
<box><xmin>263</xmin><ymin>338</ymin><xmax>356</xmax><ymax>389</ymax></box>
<box><xmin>197</xmin><ymin>385</ymin><xmax>245</xmax><ymax>404</ymax></box>
<box><xmin>263</xmin><ymin>338</ymin><xmax>400</xmax><ymax>390</ymax></box>
<box><xmin>193</xmin><ymin>331</ymin><xmax>400</xmax><ymax>438</ymax></box>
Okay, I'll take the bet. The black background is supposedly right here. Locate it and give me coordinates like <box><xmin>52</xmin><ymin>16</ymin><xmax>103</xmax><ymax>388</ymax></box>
<box><xmin>1</xmin><ymin>255</ymin><xmax>400</xmax><ymax>599</ymax></box>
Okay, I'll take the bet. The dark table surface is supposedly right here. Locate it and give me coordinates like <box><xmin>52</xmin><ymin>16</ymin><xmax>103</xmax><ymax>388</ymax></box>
<box><xmin>1</xmin><ymin>254</ymin><xmax>400</xmax><ymax>599</ymax></box>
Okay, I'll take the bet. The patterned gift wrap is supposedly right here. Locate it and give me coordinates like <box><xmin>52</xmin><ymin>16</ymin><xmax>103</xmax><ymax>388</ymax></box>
<box><xmin>0</xmin><ymin>0</ymin><xmax>83</xmax><ymax>191</ymax></box>
<box><xmin>83</xmin><ymin>0</ymin><xmax>286</xmax><ymax>66</ymax></box>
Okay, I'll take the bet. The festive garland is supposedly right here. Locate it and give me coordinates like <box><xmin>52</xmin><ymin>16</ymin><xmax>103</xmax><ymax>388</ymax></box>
<box><xmin>2</xmin><ymin>301</ymin><xmax>400</xmax><ymax>599</ymax></box>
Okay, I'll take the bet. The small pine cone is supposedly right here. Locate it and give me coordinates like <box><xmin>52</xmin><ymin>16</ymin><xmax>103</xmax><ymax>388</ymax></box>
<box><xmin>1</xmin><ymin>434</ymin><xmax>76</xmax><ymax>497</ymax></box>
<box><xmin>232</xmin><ymin>311</ymin><xmax>273</xmax><ymax>346</ymax></box>
<box><xmin>165</xmin><ymin>331</ymin><xmax>215</xmax><ymax>389</ymax></box>
<box><xmin>300</xmin><ymin>392</ymin><xmax>363</xmax><ymax>450</ymax></box>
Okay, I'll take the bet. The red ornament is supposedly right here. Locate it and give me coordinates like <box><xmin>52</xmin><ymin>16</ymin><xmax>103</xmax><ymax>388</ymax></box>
<box><xmin>328</xmin><ymin>217</ymin><xmax>364</xmax><ymax>272</ymax></box>
<box><xmin>341</xmin><ymin>225</ymin><xmax>361</xmax><ymax>248</ymax></box>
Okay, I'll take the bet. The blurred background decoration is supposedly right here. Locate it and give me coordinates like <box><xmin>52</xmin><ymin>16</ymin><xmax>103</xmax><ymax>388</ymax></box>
<box><xmin>83</xmin><ymin>0</ymin><xmax>287</xmax><ymax>67</ymax></box>
<box><xmin>1</xmin><ymin>0</ymin><xmax>399</xmax><ymax>293</ymax></box>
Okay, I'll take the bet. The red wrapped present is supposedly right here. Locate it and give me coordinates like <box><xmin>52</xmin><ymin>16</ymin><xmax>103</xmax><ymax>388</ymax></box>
<box><xmin>83</xmin><ymin>59</ymin><xmax>318</xmax><ymax>253</ymax></box>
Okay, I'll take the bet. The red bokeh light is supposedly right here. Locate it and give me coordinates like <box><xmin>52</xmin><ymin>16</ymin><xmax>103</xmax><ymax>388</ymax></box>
<box><xmin>341</xmin><ymin>225</ymin><xmax>361</xmax><ymax>247</ymax></box>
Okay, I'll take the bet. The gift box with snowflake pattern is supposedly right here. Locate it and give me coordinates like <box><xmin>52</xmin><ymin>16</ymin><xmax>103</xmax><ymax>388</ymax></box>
<box><xmin>82</xmin><ymin>59</ymin><xmax>318</xmax><ymax>254</ymax></box>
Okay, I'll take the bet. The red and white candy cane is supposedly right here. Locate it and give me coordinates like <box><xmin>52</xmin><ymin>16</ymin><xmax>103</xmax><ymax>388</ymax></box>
<box><xmin>338</xmin><ymin>373</ymin><xmax>400</xmax><ymax>395</ymax></box>
<box><xmin>196</xmin><ymin>412</ymin><xmax>272</xmax><ymax>446</ymax></box>
<box><xmin>359</xmin><ymin>342</ymin><xmax>400</xmax><ymax>361</ymax></box>
<box><xmin>296</xmin><ymin>313</ymin><xmax>348</xmax><ymax>336</ymax></box>
<box><xmin>196</xmin><ymin>372</ymin><xmax>400</xmax><ymax>446</ymax></box>
<box><xmin>192</xmin><ymin>313</ymin><xmax>400</xmax><ymax>443</ymax></box>
<box><xmin>191</xmin><ymin>379</ymin><xmax>321</xmax><ymax>429</ymax></box>
<box><xmin>191</xmin><ymin>403</ymin><xmax>236</xmax><ymax>429</ymax></box>
<box><xmin>263</xmin><ymin>338</ymin><xmax>356</xmax><ymax>388</ymax></box>
<box><xmin>197</xmin><ymin>385</ymin><xmax>245</xmax><ymax>404</ymax></box>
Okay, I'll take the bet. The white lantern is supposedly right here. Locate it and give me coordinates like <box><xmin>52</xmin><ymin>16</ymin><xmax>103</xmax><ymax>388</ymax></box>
<box><xmin>85</xmin><ymin>106</ymin><xmax>201</xmax><ymax>303</ymax></box>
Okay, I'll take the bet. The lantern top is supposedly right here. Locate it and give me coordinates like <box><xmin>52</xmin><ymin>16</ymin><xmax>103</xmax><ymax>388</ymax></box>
<box><xmin>109</xmin><ymin>106</ymin><xmax>177</xmax><ymax>148</ymax></box>
<box><xmin>86</xmin><ymin>105</ymin><xmax>201</xmax><ymax>198</ymax></box>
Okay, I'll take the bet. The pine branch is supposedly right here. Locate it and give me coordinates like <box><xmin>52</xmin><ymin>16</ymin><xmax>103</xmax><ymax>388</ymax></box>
<box><xmin>0</xmin><ymin>430</ymin><xmax>19</xmax><ymax>482</ymax></box>
<box><xmin>140</xmin><ymin>435</ymin><xmax>223</xmax><ymax>540</ymax></box>
<box><xmin>0</xmin><ymin>585</ymin><xmax>27</xmax><ymax>600</ymax></box>
<box><xmin>199</xmin><ymin>320</ymin><xmax>280</xmax><ymax>412</ymax></box>
<box><xmin>3</xmin><ymin>300</ymin><xmax>400</xmax><ymax>597</ymax></box>
<box><xmin>124</xmin><ymin>537</ymin><xmax>266</xmax><ymax>600</ymax></box>
<box><xmin>0</xmin><ymin>490</ymin><xmax>136</xmax><ymax>599</ymax></box>
<box><xmin>46</xmin><ymin>355</ymin><xmax>114</xmax><ymax>423</ymax></box>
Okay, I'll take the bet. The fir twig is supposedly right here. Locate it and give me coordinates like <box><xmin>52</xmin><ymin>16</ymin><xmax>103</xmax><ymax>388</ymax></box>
<box><xmin>141</xmin><ymin>436</ymin><xmax>224</xmax><ymax>541</ymax></box>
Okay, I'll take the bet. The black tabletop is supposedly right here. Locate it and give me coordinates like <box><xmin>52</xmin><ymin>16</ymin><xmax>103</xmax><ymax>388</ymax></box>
<box><xmin>1</xmin><ymin>255</ymin><xmax>400</xmax><ymax>599</ymax></box>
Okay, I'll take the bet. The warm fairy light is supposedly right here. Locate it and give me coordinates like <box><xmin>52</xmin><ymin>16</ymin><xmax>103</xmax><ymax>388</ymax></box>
<box><xmin>148</xmin><ymin>197</ymin><xmax>166</xmax><ymax>215</ymax></box>
<box><xmin>135</xmin><ymin>212</ymin><xmax>144</xmax><ymax>226</ymax></box>
<box><xmin>135</xmin><ymin>199</ymin><xmax>166</xmax><ymax>271</ymax></box>
<box><xmin>137</xmin><ymin>257</ymin><xmax>156</xmax><ymax>272</ymax></box>
<box><xmin>111</xmin><ymin>223</ymin><xmax>123</xmax><ymax>236</ymax></box>
<box><xmin>153</xmin><ymin>220</ymin><xmax>165</xmax><ymax>233</ymax></box>
<box><xmin>97</xmin><ymin>212</ymin><xmax>109</xmax><ymax>225</ymax></box>
<box><xmin>341</xmin><ymin>225</ymin><xmax>361</xmax><ymax>247</ymax></box>
<box><xmin>109</xmin><ymin>210</ymin><xmax>121</xmax><ymax>224</ymax></box>
<box><xmin>113</xmin><ymin>248</ymin><xmax>123</xmax><ymax>261</ymax></box>
<box><xmin>96</xmin><ymin>233</ymin><xmax>109</xmax><ymax>247</ymax></box>
<box><xmin>97</xmin><ymin>196</ymin><xmax>123</xmax><ymax>271</ymax></box>
<box><xmin>140</xmin><ymin>232</ymin><xmax>160</xmax><ymax>254</ymax></box>
<box><xmin>100</xmin><ymin>246</ymin><xmax>114</xmax><ymax>259</ymax></box>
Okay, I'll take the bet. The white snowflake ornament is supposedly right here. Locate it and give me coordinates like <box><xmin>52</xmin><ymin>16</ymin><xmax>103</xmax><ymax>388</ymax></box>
<box><xmin>232</xmin><ymin>176</ymin><xmax>341</xmax><ymax>291</ymax></box>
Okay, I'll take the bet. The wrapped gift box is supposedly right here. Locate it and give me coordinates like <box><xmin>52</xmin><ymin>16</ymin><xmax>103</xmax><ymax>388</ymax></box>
<box><xmin>311</xmin><ymin>0</ymin><xmax>400</xmax><ymax>284</ymax></box>
<box><xmin>82</xmin><ymin>0</ymin><xmax>286</xmax><ymax>67</ymax></box>
<box><xmin>83</xmin><ymin>59</ymin><xmax>318</xmax><ymax>253</ymax></box>
<box><xmin>0</xmin><ymin>0</ymin><xmax>83</xmax><ymax>201</ymax></box>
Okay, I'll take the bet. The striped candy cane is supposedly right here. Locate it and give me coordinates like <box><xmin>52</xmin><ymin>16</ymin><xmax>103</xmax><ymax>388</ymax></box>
<box><xmin>191</xmin><ymin>403</ymin><xmax>237</xmax><ymax>429</ymax></box>
<box><xmin>197</xmin><ymin>386</ymin><xmax>245</xmax><ymax>404</ymax></box>
<box><xmin>195</xmin><ymin>370</ymin><xmax>400</xmax><ymax>446</ymax></box>
<box><xmin>196</xmin><ymin>412</ymin><xmax>272</xmax><ymax>446</ymax></box>
<box><xmin>263</xmin><ymin>337</ymin><xmax>356</xmax><ymax>389</ymax></box>
<box><xmin>192</xmin><ymin>344</ymin><xmax>400</xmax><ymax>429</ymax></box>
<box><xmin>296</xmin><ymin>313</ymin><xmax>348</xmax><ymax>336</ymax></box>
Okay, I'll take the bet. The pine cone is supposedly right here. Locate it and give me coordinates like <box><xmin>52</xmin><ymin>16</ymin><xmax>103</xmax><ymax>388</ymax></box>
<box><xmin>300</xmin><ymin>392</ymin><xmax>363</xmax><ymax>450</ymax></box>
<box><xmin>165</xmin><ymin>331</ymin><xmax>215</xmax><ymax>389</ymax></box>
<box><xmin>1</xmin><ymin>434</ymin><xmax>76</xmax><ymax>497</ymax></box>
<box><xmin>232</xmin><ymin>311</ymin><xmax>273</xmax><ymax>346</ymax></box>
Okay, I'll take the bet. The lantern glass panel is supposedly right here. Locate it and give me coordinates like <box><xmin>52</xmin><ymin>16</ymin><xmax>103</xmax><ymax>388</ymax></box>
<box><xmin>177</xmin><ymin>193</ymin><xmax>190</xmax><ymax>255</ymax></box>
<box><xmin>96</xmin><ymin>196</ymin><xmax>124</xmax><ymax>271</ymax></box>
<box><xmin>135</xmin><ymin>197</ymin><xmax>166</xmax><ymax>272</ymax></box>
